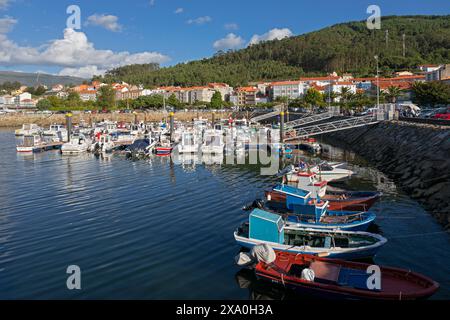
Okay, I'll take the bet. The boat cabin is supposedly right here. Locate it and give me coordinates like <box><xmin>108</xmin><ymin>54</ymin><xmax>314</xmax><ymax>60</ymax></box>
<box><xmin>249</xmin><ymin>209</ymin><xmax>284</xmax><ymax>244</ymax></box>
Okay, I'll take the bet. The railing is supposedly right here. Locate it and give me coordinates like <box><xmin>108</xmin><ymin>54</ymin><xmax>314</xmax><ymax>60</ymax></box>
<box><xmin>285</xmin><ymin>112</ymin><xmax>334</xmax><ymax>129</ymax></box>
<box><xmin>285</xmin><ymin>115</ymin><xmax>379</xmax><ymax>141</ymax></box>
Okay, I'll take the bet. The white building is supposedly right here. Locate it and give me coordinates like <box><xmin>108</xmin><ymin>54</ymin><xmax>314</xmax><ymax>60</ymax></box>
<box><xmin>15</xmin><ymin>92</ymin><xmax>32</xmax><ymax>104</ymax></box>
<box><xmin>325</xmin><ymin>82</ymin><xmax>357</xmax><ymax>102</ymax></box>
<box><xmin>271</xmin><ymin>81</ymin><xmax>308</xmax><ymax>100</ymax></box>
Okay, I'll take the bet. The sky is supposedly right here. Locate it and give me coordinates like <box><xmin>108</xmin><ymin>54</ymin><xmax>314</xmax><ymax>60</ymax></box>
<box><xmin>0</xmin><ymin>0</ymin><xmax>449</xmax><ymax>79</ymax></box>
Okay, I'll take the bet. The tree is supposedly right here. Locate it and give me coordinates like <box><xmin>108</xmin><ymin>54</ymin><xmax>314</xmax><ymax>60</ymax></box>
<box><xmin>210</xmin><ymin>91</ymin><xmax>223</xmax><ymax>109</ymax></box>
<box><xmin>384</xmin><ymin>86</ymin><xmax>403</xmax><ymax>103</ymax></box>
<box><xmin>167</xmin><ymin>93</ymin><xmax>181</xmax><ymax>109</ymax></box>
<box><xmin>412</xmin><ymin>81</ymin><xmax>450</xmax><ymax>107</ymax></box>
<box><xmin>36</xmin><ymin>99</ymin><xmax>52</xmax><ymax>110</ymax></box>
<box><xmin>304</xmin><ymin>88</ymin><xmax>325</xmax><ymax>109</ymax></box>
<box><xmin>97</xmin><ymin>85</ymin><xmax>116</xmax><ymax>111</ymax></box>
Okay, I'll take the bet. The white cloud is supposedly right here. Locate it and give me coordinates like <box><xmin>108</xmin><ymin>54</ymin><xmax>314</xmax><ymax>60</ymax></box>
<box><xmin>149</xmin><ymin>0</ymin><xmax>155</xmax><ymax>6</ymax></box>
<box><xmin>86</xmin><ymin>14</ymin><xmax>122</xmax><ymax>32</ymax></box>
<box><xmin>0</xmin><ymin>28</ymin><xmax>170</xmax><ymax>78</ymax></box>
<box><xmin>0</xmin><ymin>16</ymin><xmax>16</xmax><ymax>33</ymax></box>
<box><xmin>213</xmin><ymin>33</ymin><xmax>245</xmax><ymax>51</ymax></box>
<box><xmin>224</xmin><ymin>23</ymin><xmax>239</xmax><ymax>31</ymax></box>
<box><xmin>249</xmin><ymin>28</ymin><xmax>293</xmax><ymax>45</ymax></box>
<box><xmin>59</xmin><ymin>65</ymin><xmax>106</xmax><ymax>78</ymax></box>
<box><xmin>187</xmin><ymin>16</ymin><xmax>212</xmax><ymax>25</ymax></box>
<box><xmin>0</xmin><ymin>0</ymin><xmax>11</xmax><ymax>10</ymax></box>
<box><xmin>174</xmin><ymin>8</ymin><xmax>184</xmax><ymax>14</ymax></box>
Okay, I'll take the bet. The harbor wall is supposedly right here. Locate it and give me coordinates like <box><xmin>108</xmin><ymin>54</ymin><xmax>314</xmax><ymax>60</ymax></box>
<box><xmin>323</xmin><ymin>121</ymin><xmax>450</xmax><ymax>230</ymax></box>
<box><xmin>0</xmin><ymin>111</ymin><xmax>231</xmax><ymax>128</ymax></box>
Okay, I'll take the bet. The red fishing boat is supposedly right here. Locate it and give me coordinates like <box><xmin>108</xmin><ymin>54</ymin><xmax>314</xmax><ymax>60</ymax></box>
<box><xmin>255</xmin><ymin>252</ymin><xmax>439</xmax><ymax>300</ymax></box>
<box><xmin>265</xmin><ymin>187</ymin><xmax>381</xmax><ymax>211</ymax></box>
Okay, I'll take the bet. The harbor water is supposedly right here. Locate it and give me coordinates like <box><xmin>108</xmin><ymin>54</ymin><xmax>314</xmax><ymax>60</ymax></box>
<box><xmin>1</xmin><ymin>128</ymin><xmax>449</xmax><ymax>299</ymax></box>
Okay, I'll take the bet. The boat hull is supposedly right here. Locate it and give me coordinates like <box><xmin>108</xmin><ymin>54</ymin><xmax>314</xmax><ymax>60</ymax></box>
<box><xmin>234</xmin><ymin>232</ymin><xmax>385</xmax><ymax>261</ymax></box>
<box><xmin>255</xmin><ymin>253</ymin><xmax>439</xmax><ymax>300</ymax></box>
<box><xmin>265</xmin><ymin>189</ymin><xmax>380</xmax><ymax>212</ymax></box>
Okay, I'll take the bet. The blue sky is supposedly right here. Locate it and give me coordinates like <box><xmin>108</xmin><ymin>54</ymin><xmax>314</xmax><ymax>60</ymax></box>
<box><xmin>1</xmin><ymin>0</ymin><xmax>449</xmax><ymax>78</ymax></box>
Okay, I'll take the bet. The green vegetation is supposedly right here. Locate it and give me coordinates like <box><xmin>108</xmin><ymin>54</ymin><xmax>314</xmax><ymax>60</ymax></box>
<box><xmin>0</xmin><ymin>81</ymin><xmax>21</xmax><ymax>93</ymax></box>
<box><xmin>94</xmin><ymin>15</ymin><xmax>450</xmax><ymax>87</ymax></box>
<box><xmin>97</xmin><ymin>85</ymin><xmax>116</xmax><ymax>111</ymax></box>
<box><xmin>412</xmin><ymin>81</ymin><xmax>450</xmax><ymax>107</ymax></box>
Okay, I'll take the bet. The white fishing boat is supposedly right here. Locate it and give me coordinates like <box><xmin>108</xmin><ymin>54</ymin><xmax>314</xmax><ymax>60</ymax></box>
<box><xmin>90</xmin><ymin>134</ymin><xmax>115</xmax><ymax>153</ymax></box>
<box><xmin>312</xmin><ymin>162</ymin><xmax>354</xmax><ymax>182</ymax></box>
<box><xmin>178</xmin><ymin>131</ymin><xmax>199</xmax><ymax>154</ymax></box>
<box><xmin>286</xmin><ymin>162</ymin><xmax>354</xmax><ymax>183</ymax></box>
<box><xmin>201</xmin><ymin>129</ymin><xmax>224</xmax><ymax>154</ymax></box>
<box><xmin>43</xmin><ymin>124</ymin><xmax>68</xmax><ymax>142</ymax></box>
<box><xmin>61</xmin><ymin>133</ymin><xmax>92</xmax><ymax>155</ymax></box>
<box><xmin>16</xmin><ymin>134</ymin><xmax>62</xmax><ymax>153</ymax></box>
<box><xmin>15</xmin><ymin>124</ymin><xmax>42</xmax><ymax>136</ymax></box>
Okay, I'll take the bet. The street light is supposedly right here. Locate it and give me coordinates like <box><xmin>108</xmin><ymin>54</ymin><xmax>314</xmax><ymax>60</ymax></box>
<box><xmin>374</xmin><ymin>55</ymin><xmax>380</xmax><ymax>110</ymax></box>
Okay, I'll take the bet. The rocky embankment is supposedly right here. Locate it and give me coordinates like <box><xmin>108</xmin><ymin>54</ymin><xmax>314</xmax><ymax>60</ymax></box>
<box><xmin>0</xmin><ymin>111</ymin><xmax>229</xmax><ymax>128</ymax></box>
<box><xmin>324</xmin><ymin>121</ymin><xmax>450</xmax><ymax>230</ymax></box>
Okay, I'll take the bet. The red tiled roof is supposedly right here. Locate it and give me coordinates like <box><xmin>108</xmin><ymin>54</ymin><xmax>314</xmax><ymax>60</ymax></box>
<box><xmin>271</xmin><ymin>80</ymin><xmax>302</xmax><ymax>86</ymax></box>
<box><xmin>237</xmin><ymin>86</ymin><xmax>257</xmax><ymax>92</ymax></box>
<box><xmin>299</xmin><ymin>76</ymin><xmax>340</xmax><ymax>81</ymax></box>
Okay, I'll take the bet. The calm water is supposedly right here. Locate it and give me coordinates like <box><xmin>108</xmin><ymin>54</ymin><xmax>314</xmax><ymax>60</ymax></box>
<box><xmin>1</xmin><ymin>128</ymin><xmax>449</xmax><ymax>300</ymax></box>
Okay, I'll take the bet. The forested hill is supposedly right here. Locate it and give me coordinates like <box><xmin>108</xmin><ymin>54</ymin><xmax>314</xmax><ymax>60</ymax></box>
<box><xmin>95</xmin><ymin>15</ymin><xmax>450</xmax><ymax>87</ymax></box>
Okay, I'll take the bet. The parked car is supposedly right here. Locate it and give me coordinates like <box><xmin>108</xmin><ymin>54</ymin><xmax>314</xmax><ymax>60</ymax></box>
<box><xmin>433</xmin><ymin>107</ymin><xmax>450</xmax><ymax>120</ymax></box>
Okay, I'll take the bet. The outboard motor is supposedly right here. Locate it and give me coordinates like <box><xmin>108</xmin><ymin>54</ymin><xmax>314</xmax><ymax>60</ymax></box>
<box><xmin>242</xmin><ymin>199</ymin><xmax>265</xmax><ymax>211</ymax></box>
<box><xmin>277</xmin><ymin>164</ymin><xmax>295</xmax><ymax>177</ymax></box>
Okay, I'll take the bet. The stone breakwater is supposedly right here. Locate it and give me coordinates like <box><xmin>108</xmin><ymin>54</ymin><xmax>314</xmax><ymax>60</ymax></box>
<box><xmin>324</xmin><ymin>121</ymin><xmax>450</xmax><ymax>230</ymax></box>
<box><xmin>0</xmin><ymin>111</ymin><xmax>230</xmax><ymax>128</ymax></box>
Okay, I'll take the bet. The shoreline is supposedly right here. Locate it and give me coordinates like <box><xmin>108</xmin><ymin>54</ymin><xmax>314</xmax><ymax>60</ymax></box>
<box><xmin>0</xmin><ymin>111</ymin><xmax>233</xmax><ymax>128</ymax></box>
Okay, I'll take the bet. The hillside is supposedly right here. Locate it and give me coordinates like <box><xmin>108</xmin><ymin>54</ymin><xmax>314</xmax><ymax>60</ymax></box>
<box><xmin>0</xmin><ymin>71</ymin><xmax>86</xmax><ymax>87</ymax></box>
<box><xmin>96</xmin><ymin>15</ymin><xmax>450</xmax><ymax>87</ymax></box>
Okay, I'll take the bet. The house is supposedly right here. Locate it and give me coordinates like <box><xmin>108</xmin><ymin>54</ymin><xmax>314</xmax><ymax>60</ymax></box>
<box><xmin>371</xmin><ymin>81</ymin><xmax>414</xmax><ymax>102</ymax></box>
<box><xmin>18</xmin><ymin>98</ymin><xmax>36</xmax><ymax>108</ymax></box>
<box><xmin>79</xmin><ymin>90</ymin><xmax>98</xmax><ymax>102</ymax></box>
<box><xmin>51</xmin><ymin>84</ymin><xmax>64</xmax><ymax>92</ymax></box>
<box><xmin>298</xmin><ymin>74</ymin><xmax>341</xmax><ymax>87</ymax></box>
<box><xmin>118</xmin><ymin>86</ymin><xmax>142</xmax><ymax>100</ymax></box>
<box><xmin>236</xmin><ymin>86</ymin><xmax>257</xmax><ymax>106</ymax></box>
<box><xmin>426</xmin><ymin>64</ymin><xmax>450</xmax><ymax>82</ymax></box>
<box><xmin>270</xmin><ymin>80</ymin><xmax>308</xmax><ymax>100</ymax></box>
<box><xmin>395</xmin><ymin>71</ymin><xmax>414</xmax><ymax>77</ymax></box>
<box><xmin>15</xmin><ymin>92</ymin><xmax>32</xmax><ymax>104</ymax></box>
<box><xmin>188</xmin><ymin>86</ymin><xmax>215</xmax><ymax>104</ymax></box>
<box><xmin>1</xmin><ymin>95</ymin><xmax>15</xmax><ymax>105</ymax></box>
<box><xmin>325</xmin><ymin>82</ymin><xmax>357</xmax><ymax>101</ymax></box>
<box><xmin>208</xmin><ymin>83</ymin><xmax>233</xmax><ymax>101</ymax></box>
<box><xmin>418</xmin><ymin>64</ymin><xmax>441</xmax><ymax>73</ymax></box>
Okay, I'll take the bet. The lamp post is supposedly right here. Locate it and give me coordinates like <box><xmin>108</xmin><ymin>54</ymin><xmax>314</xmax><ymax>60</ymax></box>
<box><xmin>374</xmin><ymin>55</ymin><xmax>380</xmax><ymax>110</ymax></box>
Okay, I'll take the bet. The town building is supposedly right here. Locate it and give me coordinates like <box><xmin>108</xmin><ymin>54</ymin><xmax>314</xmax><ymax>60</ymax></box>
<box><xmin>236</xmin><ymin>87</ymin><xmax>257</xmax><ymax>106</ymax></box>
<box><xmin>270</xmin><ymin>80</ymin><xmax>308</xmax><ymax>100</ymax></box>
<box><xmin>426</xmin><ymin>64</ymin><xmax>450</xmax><ymax>82</ymax></box>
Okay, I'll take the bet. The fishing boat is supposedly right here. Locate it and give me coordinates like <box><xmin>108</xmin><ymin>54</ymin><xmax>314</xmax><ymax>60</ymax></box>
<box><xmin>61</xmin><ymin>133</ymin><xmax>92</xmax><ymax>155</ymax></box>
<box><xmin>16</xmin><ymin>134</ymin><xmax>62</xmax><ymax>153</ymax></box>
<box><xmin>254</xmin><ymin>184</ymin><xmax>376</xmax><ymax>231</ymax></box>
<box><xmin>15</xmin><ymin>124</ymin><xmax>42</xmax><ymax>136</ymax></box>
<box><xmin>201</xmin><ymin>129</ymin><xmax>224</xmax><ymax>154</ymax></box>
<box><xmin>298</xmin><ymin>138</ymin><xmax>321</xmax><ymax>153</ymax></box>
<box><xmin>178</xmin><ymin>131</ymin><xmax>199</xmax><ymax>154</ymax></box>
<box><xmin>90</xmin><ymin>133</ymin><xmax>115</xmax><ymax>153</ymax></box>
<box><xmin>43</xmin><ymin>124</ymin><xmax>68</xmax><ymax>141</ymax></box>
<box><xmin>155</xmin><ymin>136</ymin><xmax>175</xmax><ymax>155</ymax></box>
<box><xmin>267</xmin><ymin>173</ymin><xmax>381</xmax><ymax>211</ymax></box>
<box><xmin>234</xmin><ymin>209</ymin><xmax>386</xmax><ymax>260</ymax></box>
<box><xmin>254</xmin><ymin>250</ymin><xmax>439</xmax><ymax>300</ymax></box>
<box><xmin>286</xmin><ymin>162</ymin><xmax>354</xmax><ymax>183</ymax></box>
<box><xmin>125</xmin><ymin>137</ymin><xmax>157</xmax><ymax>158</ymax></box>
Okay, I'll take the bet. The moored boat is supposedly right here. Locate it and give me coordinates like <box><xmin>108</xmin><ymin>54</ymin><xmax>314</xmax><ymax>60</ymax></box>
<box><xmin>254</xmin><ymin>251</ymin><xmax>439</xmax><ymax>300</ymax></box>
<box><xmin>234</xmin><ymin>209</ymin><xmax>386</xmax><ymax>260</ymax></box>
<box><xmin>266</xmin><ymin>178</ymin><xmax>381</xmax><ymax>212</ymax></box>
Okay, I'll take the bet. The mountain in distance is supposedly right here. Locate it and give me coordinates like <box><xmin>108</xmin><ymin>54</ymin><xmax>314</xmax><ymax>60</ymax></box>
<box><xmin>0</xmin><ymin>71</ymin><xmax>87</xmax><ymax>87</ymax></box>
<box><xmin>96</xmin><ymin>15</ymin><xmax>450</xmax><ymax>87</ymax></box>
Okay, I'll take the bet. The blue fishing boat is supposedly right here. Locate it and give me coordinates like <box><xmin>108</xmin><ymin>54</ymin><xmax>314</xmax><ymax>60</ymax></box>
<box><xmin>234</xmin><ymin>209</ymin><xmax>386</xmax><ymax>260</ymax></box>
<box><xmin>262</xmin><ymin>184</ymin><xmax>376</xmax><ymax>231</ymax></box>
